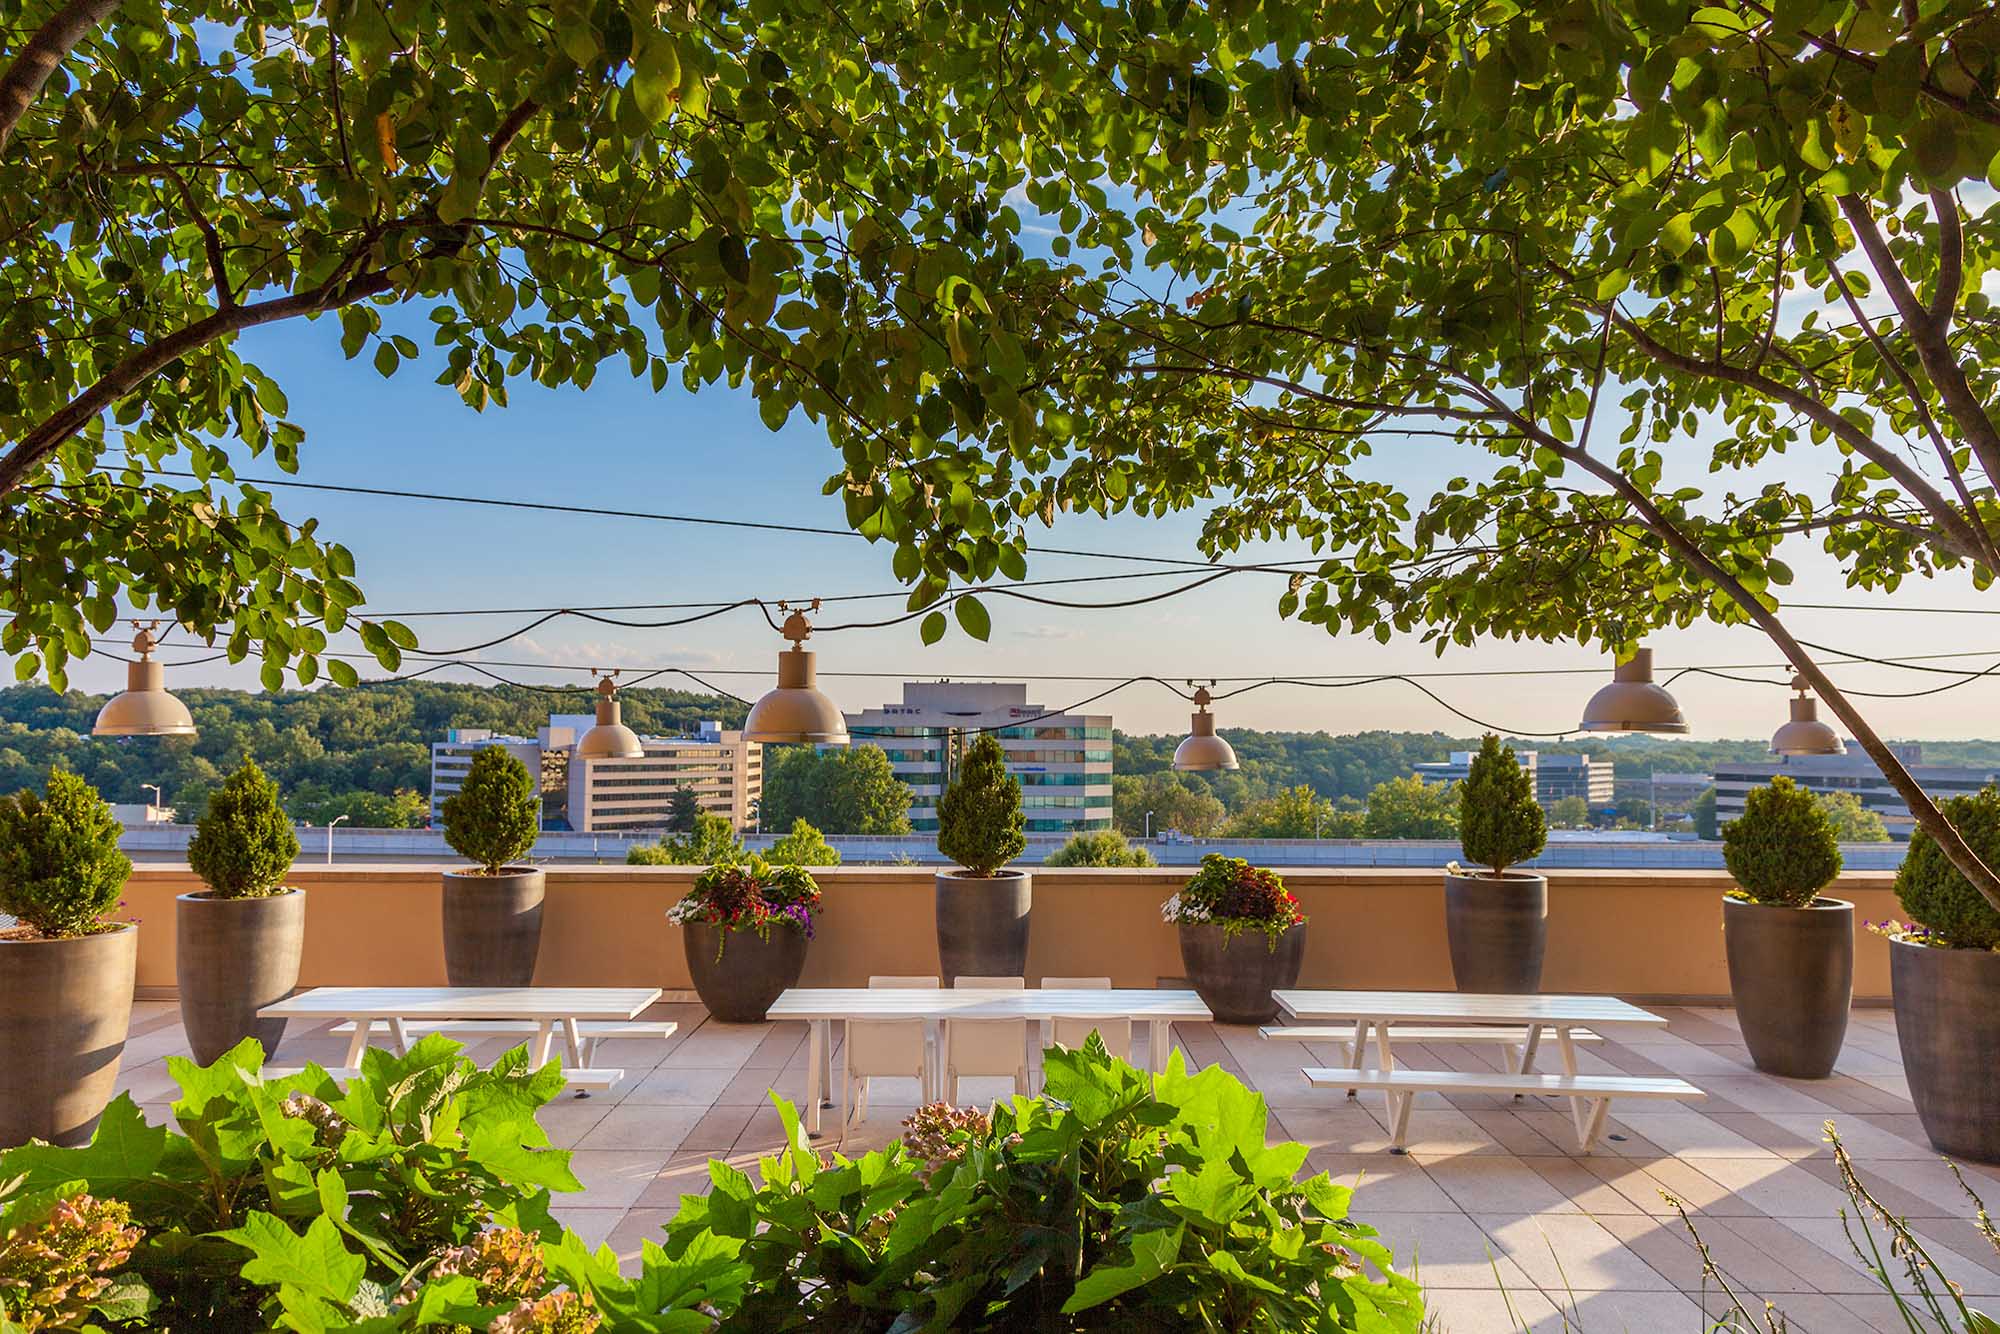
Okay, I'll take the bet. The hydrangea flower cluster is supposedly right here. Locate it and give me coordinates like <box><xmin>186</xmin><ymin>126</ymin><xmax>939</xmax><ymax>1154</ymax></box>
<box><xmin>1162</xmin><ymin>853</ymin><xmax>1307</xmax><ymax>944</ymax></box>
<box><xmin>423</xmin><ymin>1227</ymin><xmax>600</xmax><ymax>1334</ymax></box>
<box><xmin>667</xmin><ymin>855</ymin><xmax>822</xmax><ymax>958</ymax></box>
<box><xmin>0</xmin><ymin>1193</ymin><xmax>142</xmax><ymax>1332</ymax></box>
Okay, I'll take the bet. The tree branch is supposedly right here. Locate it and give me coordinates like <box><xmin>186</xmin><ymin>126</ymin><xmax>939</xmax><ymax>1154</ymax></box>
<box><xmin>1927</xmin><ymin>189</ymin><xmax>1962</xmax><ymax>331</ymax></box>
<box><xmin>0</xmin><ymin>0</ymin><xmax>120</xmax><ymax>153</ymax></box>
<box><xmin>160</xmin><ymin>163</ymin><xmax>236</xmax><ymax>309</ymax></box>
<box><xmin>1835</xmin><ymin>193</ymin><xmax>2000</xmax><ymax>489</ymax></box>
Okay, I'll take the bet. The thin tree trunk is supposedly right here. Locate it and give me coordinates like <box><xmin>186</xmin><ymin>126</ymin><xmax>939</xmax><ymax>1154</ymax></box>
<box><xmin>0</xmin><ymin>0</ymin><xmax>120</xmax><ymax>153</ymax></box>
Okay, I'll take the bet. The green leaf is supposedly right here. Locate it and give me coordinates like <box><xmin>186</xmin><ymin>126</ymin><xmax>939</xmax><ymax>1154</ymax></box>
<box><xmin>1062</xmin><ymin>1226</ymin><xmax>1182</xmax><ymax>1311</ymax></box>
<box><xmin>217</xmin><ymin>1212</ymin><xmax>366</xmax><ymax>1305</ymax></box>
<box><xmin>953</xmin><ymin>594</ymin><xmax>990</xmax><ymax>641</ymax></box>
<box><xmin>920</xmin><ymin>610</ymin><xmax>947</xmax><ymax>645</ymax></box>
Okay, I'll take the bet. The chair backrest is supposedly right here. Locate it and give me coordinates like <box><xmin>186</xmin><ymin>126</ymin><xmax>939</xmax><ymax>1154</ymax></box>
<box><xmin>1043</xmin><ymin>977</ymin><xmax>1126</xmax><ymax>1054</ymax></box>
<box><xmin>869</xmin><ymin>976</ymin><xmax>940</xmax><ymax>989</ymax></box>
<box><xmin>849</xmin><ymin>977</ymin><xmax>936</xmax><ymax>1077</ymax></box>
<box><xmin>954</xmin><ymin>976</ymin><xmax>1024</xmax><ymax>990</ymax></box>
<box><xmin>1042</xmin><ymin>976</ymin><xmax>1112</xmax><ymax>990</ymax></box>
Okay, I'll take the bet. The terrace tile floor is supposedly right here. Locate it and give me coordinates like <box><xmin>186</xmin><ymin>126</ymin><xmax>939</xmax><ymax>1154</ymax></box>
<box><xmin>116</xmin><ymin>1001</ymin><xmax>2000</xmax><ymax>1333</ymax></box>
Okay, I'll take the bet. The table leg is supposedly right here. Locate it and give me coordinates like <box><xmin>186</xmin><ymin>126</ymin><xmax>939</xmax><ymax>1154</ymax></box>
<box><xmin>561</xmin><ymin>1018</ymin><xmax>584</xmax><ymax>1066</ymax></box>
<box><xmin>387</xmin><ymin>1017</ymin><xmax>410</xmax><ymax>1057</ymax></box>
<box><xmin>529</xmin><ymin>1020</ymin><xmax>556</xmax><ymax>1068</ymax></box>
<box><xmin>804</xmin><ymin>1021</ymin><xmax>824</xmax><ymax>1137</ymax></box>
<box><xmin>1518</xmin><ymin>1023</ymin><xmax>1545</xmax><ymax>1076</ymax></box>
<box><xmin>343</xmin><ymin>1017</ymin><xmax>374</xmax><ymax>1069</ymax></box>
<box><xmin>1374</xmin><ymin>1024</ymin><xmax>1399</xmax><ymax>1134</ymax></box>
<box><xmin>1346</xmin><ymin>1019</ymin><xmax>1371</xmax><ymax>1098</ymax></box>
<box><xmin>821</xmin><ymin>1019</ymin><xmax>835</xmax><ymax>1107</ymax></box>
<box><xmin>1148</xmin><ymin>1020</ymin><xmax>1171</xmax><ymax>1073</ymax></box>
<box><xmin>1557</xmin><ymin>1024</ymin><xmax>1589</xmax><ymax>1142</ymax></box>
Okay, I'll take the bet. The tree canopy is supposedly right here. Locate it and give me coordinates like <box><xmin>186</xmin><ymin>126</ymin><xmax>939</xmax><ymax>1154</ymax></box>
<box><xmin>758</xmin><ymin>743</ymin><xmax>912</xmax><ymax>835</ymax></box>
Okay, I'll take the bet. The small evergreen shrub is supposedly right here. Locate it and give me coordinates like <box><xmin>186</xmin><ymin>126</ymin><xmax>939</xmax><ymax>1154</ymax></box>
<box><xmin>1723</xmin><ymin>776</ymin><xmax>1842</xmax><ymax>908</ymax></box>
<box><xmin>1457</xmin><ymin>735</ymin><xmax>1546</xmax><ymax>876</ymax></box>
<box><xmin>1894</xmin><ymin>787</ymin><xmax>2000</xmax><ymax>949</ymax></box>
<box><xmin>0</xmin><ymin>769</ymin><xmax>132</xmax><ymax>939</ymax></box>
<box><xmin>1045</xmin><ymin>829</ymin><xmax>1156</xmax><ymax>867</ymax></box>
<box><xmin>626</xmin><ymin>812</ymin><xmax>744</xmax><ymax>866</ymax></box>
<box><xmin>936</xmin><ymin>733</ymin><xmax>1025</xmax><ymax>875</ymax></box>
<box><xmin>440</xmin><ymin>747</ymin><xmax>539</xmax><ymax>875</ymax></box>
<box><xmin>766</xmin><ymin>817</ymin><xmax>841</xmax><ymax>867</ymax></box>
<box><xmin>186</xmin><ymin>761</ymin><xmax>299</xmax><ymax>899</ymax></box>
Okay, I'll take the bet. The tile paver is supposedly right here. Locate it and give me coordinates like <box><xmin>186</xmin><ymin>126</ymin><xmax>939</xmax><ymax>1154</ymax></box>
<box><xmin>111</xmin><ymin>1002</ymin><xmax>2000</xmax><ymax>1331</ymax></box>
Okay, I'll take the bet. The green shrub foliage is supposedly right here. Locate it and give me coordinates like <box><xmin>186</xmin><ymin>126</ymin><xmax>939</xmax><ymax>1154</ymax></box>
<box><xmin>766</xmin><ymin>817</ymin><xmax>841</xmax><ymax>867</ymax></box>
<box><xmin>1896</xmin><ymin>787</ymin><xmax>2000</xmax><ymax>949</ymax></box>
<box><xmin>936</xmin><ymin>733</ymin><xmax>1025</xmax><ymax>875</ymax></box>
<box><xmin>186</xmin><ymin>760</ymin><xmax>299</xmax><ymax>899</ymax></box>
<box><xmin>0</xmin><ymin>769</ymin><xmax>132</xmax><ymax>939</ymax></box>
<box><xmin>440</xmin><ymin>747</ymin><xmax>538</xmax><ymax>874</ymax></box>
<box><xmin>1457</xmin><ymin>735</ymin><xmax>1546</xmax><ymax>876</ymax></box>
<box><xmin>665</xmin><ymin>1042</ymin><xmax>1425</xmax><ymax>1330</ymax></box>
<box><xmin>1045</xmin><ymin>829</ymin><xmax>1156</xmax><ymax>867</ymax></box>
<box><xmin>0</xmin><ymin>1043</ymin><xmax>1425</xmax><ymax>1331</ymax></box>
<box><xmin>1723</xmin><ymin>776</ymin><xmax>1843</xmax><ymax>908</ymax></box>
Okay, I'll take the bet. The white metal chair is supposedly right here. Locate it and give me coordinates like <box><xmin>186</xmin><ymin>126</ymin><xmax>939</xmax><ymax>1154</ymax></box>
<box><xmin>842</xmin><ymin>976</ymin><xmax>937</xmax><ymax>1135</ymax></box>
<box><xmin>940</xmin><ymin>976</ymin><xmax>1031</xmax><ymax>1105</ymax></box>
<box><xmin>1042</xmin><ymin>976</ymin><xmax>1132</xmax><ymax>1065</ymax></box>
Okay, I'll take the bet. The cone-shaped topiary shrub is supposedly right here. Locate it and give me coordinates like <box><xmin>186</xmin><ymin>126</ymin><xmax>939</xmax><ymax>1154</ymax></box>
<box><xmin>1458</xmin><ymin>734</ymin><xmax>1546</xmax><ymax>876</ymax></box>
<box><xmin>441</xmin><ymin>747</ymin><xmax>539</xmax><ymax>875</ymax></box>
<box><xmin>1895</xmin><ymin>786</ymin><xmax>2000</xmax><ymax>949</ymax></box>
<box><xmin>0</xmin><ymin>769</ymin><xmax>133</xmax><ymax>939</ymax></box>
<box><xmin>187</xmin><ymin>760</ymin><xmax>300</xmax><ymax>899</ymax></box>
<box><xmin>936</xmin><ymin>733</ymin><xmax>1025</xmax><ymax>876</ymax></box>
<box><xmin>1723</xmin><ymin>776</ymin><xmax>1842</xmax><ymax>908</ymax></box>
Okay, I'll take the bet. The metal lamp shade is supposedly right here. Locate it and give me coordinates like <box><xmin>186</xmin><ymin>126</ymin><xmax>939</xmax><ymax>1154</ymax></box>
<box><xmin>742</xmin><ymin>648</ymin><xmax>849</xmax><ymax>744</ymax></box>
<box><xmin>1772</xmin><ymin>693</ymin><xmax>1844</xmax><ymax>756</ymax></box>
<box><xmin>575</xmin><ymin>696</ymin><xmax>644</xmax><ymax>759</ymax></box>
<box><xmin>1577</xmin><ymin>648</ymin><xmax>1688</xmax><ymax>734</ymax></box>
<box><xmin>1174</xmin><ymin>712</ymin><xmax>1239</xmax><ymax>770</ymax></box>
<box><xmin>93</xmin><ymin>659</ymin><xmax>196</xmax><ymax>737</ymax></box>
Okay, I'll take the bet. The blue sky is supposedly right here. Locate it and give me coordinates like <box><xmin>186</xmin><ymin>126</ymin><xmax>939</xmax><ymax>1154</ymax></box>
<box><xmin>50</xmin><ymin>292</ymin><xmax>2000</xmax><ymax>746</ymax></box>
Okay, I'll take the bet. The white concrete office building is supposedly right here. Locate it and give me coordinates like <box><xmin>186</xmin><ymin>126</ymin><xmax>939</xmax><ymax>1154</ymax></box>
<box><xmin>430</xmin><ymin>717</ymin><xmax>760</xmax><ymax>833</ymax></box>
<box><xmin>845</xmin><ymin>682</ymin><xmax>1113</xmax><ymax>834</ymax></box>
<box><xmin>1713</xmin><ymin>742</ymin><xmax>1993</xmax><ymax>841</ymax></box>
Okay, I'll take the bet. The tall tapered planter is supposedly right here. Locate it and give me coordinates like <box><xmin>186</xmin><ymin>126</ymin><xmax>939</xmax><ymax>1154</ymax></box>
<box><xmin>0</xmin><ymin>925</ymin><xmax>138</xmax><ymax>1147</ymax></box>
<box><xmin>935</xmin><ymin>870</ymin><xmax>1031</xmax><ymax>985</ymax></box>
<box><xmin>177</xmin><ymin>889</ymin><xmax>306</xmax><ymax>1065</ymax></box>
<box><xmin>1891</xmin><ymin>938</ymin><xmax>2000</xmax><ymax>1164</ymax></box>
<box><xmin>1722</xmin><ymin>896</ymin><xmax>1850</xmax><ymax>1079</ymax></box>
<box><xmin>442</xmin><ymin>867</ymin><xmax>544</xmax><ymax>986</ymax></box>
<box><xmin>682</xmin><ymin>922</ymin><xmax>809</xmax><ymax>1022</ymax></box>
<box><xmin>1177</xmin><ymin>922</ymin><xmax>1305</xmax><ymax>1025</ymax></box>
<box><xmin>1444</xmin><ymin>871</ymin><xmax>1546</xmax><ymax>994</ymax></box>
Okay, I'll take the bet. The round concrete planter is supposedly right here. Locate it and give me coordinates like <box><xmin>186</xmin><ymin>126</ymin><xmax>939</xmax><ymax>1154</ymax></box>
<box><xmin>0</xmin><ymin>924</ymin><xmax>138</xmax><ymax>1147</ymax></box>
<box><xmin>1444</xmin><ymin>871</ymin><xmax>1547</xmax><ymax>994</ymax></box>
<box><xmin>935</xmin><ymin>870</ymin><xmax>1031</xmax><ymax>985</ymax></box>
<box><xmin>682</xmin><ymin>921</ymin><xmax>809</xmax><ymax>1023</ymax></box>
<box><xmin>1722</xmin><ymin>896</ymin><xmax>1851</xmax><ymax>1079</ymax></box>
<box><xmin>1891</xmin><ymin>937</ymin><xmax>2000</xmax><ymax>1164</ymax></box>
<box><xmin>176</xmin><ymin>888</ymin><xmax>306</xmax><ymax>1066</ymax></box>
<box><xmin>1177</xmin><ymin>921</ymin><xmax>1305</xmax><ymax>1025</ymax></box>
<box><xmin>442</xmin><ymin>867</ymin><xmax>545</xmax><ymax>987</ymax></box>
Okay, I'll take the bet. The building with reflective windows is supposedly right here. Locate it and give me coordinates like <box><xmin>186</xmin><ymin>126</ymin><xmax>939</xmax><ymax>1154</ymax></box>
<box><xmin>846</xmin><ymin>682</ymin><xmax>1113</xmax><ymax>834</ymax></box>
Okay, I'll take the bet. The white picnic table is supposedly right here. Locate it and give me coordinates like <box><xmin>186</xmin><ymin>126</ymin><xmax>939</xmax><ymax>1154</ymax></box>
<box><xmin>767</xmin><ymin>988</ymin><xmax>1212</xmax><ymax>1135</ymax></box>
<box><xmin>1271</xmin><ymin>989</ymin><xmax>1694</xmax><ymax>1152</ymax></box>
<box><xmin>259</xmin><ymin>986</ymin><xmax>667</xmax><ymax>1069</ymax></box>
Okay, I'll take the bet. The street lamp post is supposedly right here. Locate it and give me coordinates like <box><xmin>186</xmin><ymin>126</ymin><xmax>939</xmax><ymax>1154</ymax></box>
<box><xmin>327</xmin><ymin>813</ymin><xmax>350</xmax><ymax>865</ymax></box>
<box><xmin>1145</xmin><ymin>810</ymin><xmax>1154</xmax><ymax>840</ymax></box>
<box><xmin>141</xmin><ymin>783</ymin><xmax>163</xmax><ymax>814</ymax></box>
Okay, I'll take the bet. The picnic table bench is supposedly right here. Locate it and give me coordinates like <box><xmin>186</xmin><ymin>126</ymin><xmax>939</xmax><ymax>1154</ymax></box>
<box><xmin>258</xmin><ymin>987</ymin><xmax>670</xmax><ymax>1070</ymax></box>
<box><xmin>767</xmin><ymin>988</ymin><xmax>1212</xmax><ymax>1136</ymax></box>
<box><xmin>1269</xmin><ymin>989</ymin><xmax>1703</xmax><ymax>1152</ymax></box>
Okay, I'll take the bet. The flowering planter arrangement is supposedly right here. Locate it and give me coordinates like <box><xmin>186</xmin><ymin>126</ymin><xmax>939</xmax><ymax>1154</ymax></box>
<box><xmin>1879</xmin><ymin>788</ymin><xmax>2000</xmax><ymax>1163</ymax></box>
<box><xmin>670</xmin><ymin>856</ymin><xmax>822</xmax><ymax>1022</ymax></box>
<box><xmin>1164</xmin><ymin>853</ymin><xmax>1307</xmax><ymax>1024</ymax></box>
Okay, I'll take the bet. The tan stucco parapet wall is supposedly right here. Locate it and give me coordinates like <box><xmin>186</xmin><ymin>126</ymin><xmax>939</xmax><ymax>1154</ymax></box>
<box><xmin>115</xmin><ymin>865</ymin><xmax>1904</xmax><ymax>1004</ymax></box>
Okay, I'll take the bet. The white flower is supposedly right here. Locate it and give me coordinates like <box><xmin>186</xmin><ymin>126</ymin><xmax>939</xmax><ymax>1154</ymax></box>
<box><xmin>1160</xmin><ymin>893</ymin><xmax>1209</xmax><ymax>925</ymax></box>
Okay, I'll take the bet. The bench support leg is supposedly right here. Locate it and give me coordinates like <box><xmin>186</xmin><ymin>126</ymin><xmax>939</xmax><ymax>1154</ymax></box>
<box><xmin>529</xmin><ymin>1020</ymin><xmax>556</xmax><ymax>1069</ymax></box>
<box><xmin>343</xmin><ymin>1018</ymin><xmax>374</xmax><ymax>1070</ymax></box>
<box><xmin>562</xmin><ymin>1018</ymin><xmax>584</xmax><ymax>1067</ymax></box>
<box><xmin>1373</xmin><ymin>1025</ymin><xmax>1398</xmax><ymax>1128</ymax></box>
<box><xmin>1345</xmin><ymin>1020</ymin><xmax>1370</xmax><ymax>1099</ymax></box>
<box><xmin>1388</xmin><ymin>1091</ymin><xmax>1414</xmax><ymax>1150</ymax></box>
<box><xmin>1574</xmin><ymin>1097</ymin><xmax>1610</xmax><ymax>1153</ymax></box>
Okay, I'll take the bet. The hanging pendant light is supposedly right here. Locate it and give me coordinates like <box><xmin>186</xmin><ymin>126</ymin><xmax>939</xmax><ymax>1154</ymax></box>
<box><xmin>94</xmin><ymin>622</ymin><xmax>197</xmax><ymax>737</ymax></box>
<box><xmin>1770</xmin><ymin>673</ymin><xmax>1844</xmax><ymax>756</ymax></box>
<box><xmin>1173</xmin><ymin>681</ymin><xmax>1239</xmax><ymax>771</ymax></box>
<box><xmin>575</xmin><ymin>671</ymin><xmax>645</xmax><ymax>759</ymax></box>
<box><xmin>1578</xmin><ymin>646</ymin><xmax>1689</xmax><ymax>734</ymax></box>
<box><xmin>742</xmin><ymin>600</ymin><xmax>849</xmax><ymax>745</ymax></box>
